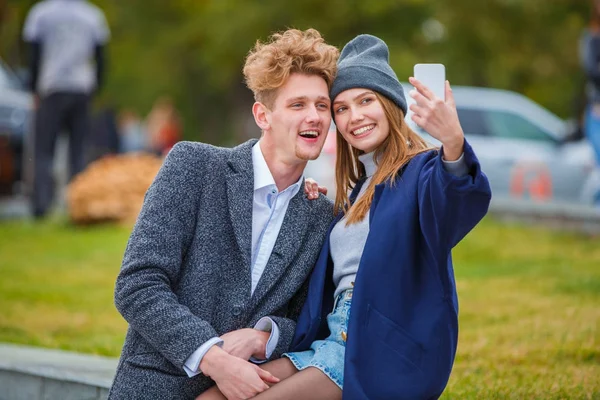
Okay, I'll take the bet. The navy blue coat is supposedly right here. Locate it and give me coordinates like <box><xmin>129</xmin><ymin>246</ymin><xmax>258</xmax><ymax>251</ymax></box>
<box><xmin>291</xmin><ymin>140</ymin><xmax>492</xmax><ymax>399</ymax></box>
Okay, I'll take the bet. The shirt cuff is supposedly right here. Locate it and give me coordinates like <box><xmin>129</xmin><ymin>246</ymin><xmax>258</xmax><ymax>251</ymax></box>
<box><xmin>250</xmin><ymin>317</ymin><xmax>280</xmax><ymax>364</ymax></box>
<box><xmin>442</xmin><ymin>152</ymin><xmax>468</xmax><ymax>177</ymax></box>
<box><xmin>183</xmin><ymin>337</ymin><xmax>224</xmax><ymax>378</ymax></box>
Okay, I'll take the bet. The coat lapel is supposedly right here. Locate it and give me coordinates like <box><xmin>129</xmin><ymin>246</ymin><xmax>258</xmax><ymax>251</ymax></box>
<box><xmin>225</xmin><ymin>140</ymin><xmax>256</xmax><ymax>275</ymax></box>
<box><xmin>250</xmin><ymin>188</ymin><xmax>310</xmax><ymax>306</ymax></box>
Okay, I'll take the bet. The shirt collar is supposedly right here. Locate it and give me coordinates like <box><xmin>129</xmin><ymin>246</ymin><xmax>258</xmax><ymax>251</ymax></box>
<box><xmin>252</xmin><ymin>141</ymin><xmax>276</xmax><ymax>191</ymax></box>
<box><xmin>252</xmin><ymin>141</ymin><xmax>304</xmax><ymax>194</ymax></box>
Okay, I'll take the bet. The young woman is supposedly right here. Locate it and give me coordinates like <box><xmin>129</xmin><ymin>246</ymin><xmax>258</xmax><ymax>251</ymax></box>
<box><xmin>198</xmin><ymin>34</ymin><xmax>491</xmax><ymax>400</ymax></box>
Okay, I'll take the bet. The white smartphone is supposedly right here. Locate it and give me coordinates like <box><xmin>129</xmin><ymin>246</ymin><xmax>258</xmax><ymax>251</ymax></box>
<box><xmin>413</xmin><ymin>63</ymin><xmax>446</xmax><ymax>100</ymax></box>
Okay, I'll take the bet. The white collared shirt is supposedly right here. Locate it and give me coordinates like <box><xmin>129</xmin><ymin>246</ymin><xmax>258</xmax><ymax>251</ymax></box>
<box><xmin>251</xmin><ymin>141</ymin><xmax>303</xmax><ymax>293</ymax></box>
<box><xmin>184</xmin><ymin>141</ymin><xmax>302</xmax><ymax>377</ymax></box>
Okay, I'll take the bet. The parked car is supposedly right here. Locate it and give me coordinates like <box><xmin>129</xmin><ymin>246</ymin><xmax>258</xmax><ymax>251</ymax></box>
<box><xmin>305</xmin><ymin>84</ymin><xmax>600</xmax><ymax>207</ymax></box>
<box><xmin>0</xmin><ymin>59</ymin><xmax>33</xmax><ymax>196</ymax></box>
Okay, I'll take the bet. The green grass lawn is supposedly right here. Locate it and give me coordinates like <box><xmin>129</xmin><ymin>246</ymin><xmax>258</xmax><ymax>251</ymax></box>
<box><xmin>0</xmin><ymin>216</ymin><xmax>598</xmax><ymax>398</ymax></box>
<box><xmin>0</xmin><ymin>218</ymin><xmax>130</xmax><ymax>356</ymax></box>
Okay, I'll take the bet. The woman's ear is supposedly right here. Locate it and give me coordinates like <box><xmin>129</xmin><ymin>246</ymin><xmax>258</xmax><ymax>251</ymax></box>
<box><xmin>252</xmin><ymin>102</ymin><xmax>270</xmax><ymax>131</ymax></box>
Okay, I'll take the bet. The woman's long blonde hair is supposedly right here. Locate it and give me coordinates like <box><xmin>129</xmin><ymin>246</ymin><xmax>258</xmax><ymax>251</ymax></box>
<box><xmin>334</xmin><ymin>92</ymin><xmax>434</xmax><ymax>224</ymax></box>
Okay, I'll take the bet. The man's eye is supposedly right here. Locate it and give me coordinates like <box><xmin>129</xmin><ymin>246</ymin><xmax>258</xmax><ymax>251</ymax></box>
<box><xmin>317</xmin><ymin>103</ymin><xmax>330</xmax><ymax>110</ymax></box>
<box><xmin>292</xmin><ymin>103</ymin><xmax>303</xmax><ymax>108</ymax></box>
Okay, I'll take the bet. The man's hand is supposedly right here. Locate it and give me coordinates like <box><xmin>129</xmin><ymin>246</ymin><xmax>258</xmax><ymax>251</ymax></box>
<box><xmin>200</xmin><ymin>346</ymin><xmax>279</xmax><ymax>400</ymax></box>
<box><xmin>220</xmin><ymin>328</ymin><xmax>270</xmax><ymax>360</ymax></box>
<box><xmin>304</xmin><ymin>178</ymin><xmax>328</xmax><ymax>200</ymax></box>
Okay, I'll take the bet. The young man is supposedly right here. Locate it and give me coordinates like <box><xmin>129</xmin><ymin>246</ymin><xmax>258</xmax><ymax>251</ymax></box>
<box><xmin>108</xmin><ymin>29</ymin><xmax>339</xmax><ymax>400</ymax></box>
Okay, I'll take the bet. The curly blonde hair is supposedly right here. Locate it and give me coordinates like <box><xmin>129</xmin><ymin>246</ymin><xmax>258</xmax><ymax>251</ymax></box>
<box><xmin>243</xmin><ymin>28</ymin><xmax>339</xmax><ymax>109</ymax></box>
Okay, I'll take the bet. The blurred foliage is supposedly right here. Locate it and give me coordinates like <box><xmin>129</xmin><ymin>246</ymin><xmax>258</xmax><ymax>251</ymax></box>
<box><xmin>0</xmin><ymin>0</ymin><xmax>590</xmax><ymax>145</ymax></box>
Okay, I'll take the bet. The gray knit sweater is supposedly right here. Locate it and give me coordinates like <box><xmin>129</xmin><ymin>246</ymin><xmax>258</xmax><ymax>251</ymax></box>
<box><xmin>331</xmin><ymin>152</ymin><xmax>376</xmax><ymax>299</ymax></box>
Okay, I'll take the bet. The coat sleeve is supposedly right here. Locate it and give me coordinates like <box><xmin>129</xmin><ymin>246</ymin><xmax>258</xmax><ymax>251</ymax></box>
<box><xmin>417</xmin><ymin>139</ymin><xmax>492</xmax><ymax>255</ymax></box>
<box><xmin>114</xmin><ymin>142</ymin><xmax>220</xmax><ymax>368</ymax></box>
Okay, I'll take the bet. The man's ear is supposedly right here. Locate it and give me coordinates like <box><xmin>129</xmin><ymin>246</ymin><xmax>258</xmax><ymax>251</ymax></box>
<box><xmin>252</xmin><ymin>102</ymin><xmax>270</xmax><ymax>131</ymax></box>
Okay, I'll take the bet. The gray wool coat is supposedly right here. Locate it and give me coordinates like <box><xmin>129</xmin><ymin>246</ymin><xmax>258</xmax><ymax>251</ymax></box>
<box><xmin>108</xmin><ymin>139</ymin><xmax>334</xmax><ymax>399</ymax></box>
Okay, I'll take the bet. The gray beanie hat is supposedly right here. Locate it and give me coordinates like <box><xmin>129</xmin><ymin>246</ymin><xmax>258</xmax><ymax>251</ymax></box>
<box><xmin>330</xmin><ymin>34</ymin><xmax>407</xmax><ymax>115</ymax></box>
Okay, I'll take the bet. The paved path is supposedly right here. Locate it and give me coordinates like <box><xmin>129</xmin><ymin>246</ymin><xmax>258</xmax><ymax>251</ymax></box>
<box><xmin>0</xmin><ymin>343</ymin><xmax>117</xmax><ymax>400</ymax></box>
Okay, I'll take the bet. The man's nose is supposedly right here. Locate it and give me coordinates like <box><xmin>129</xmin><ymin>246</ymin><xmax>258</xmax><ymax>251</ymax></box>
<box><xmin>305</xmin><ymin>105</ymin><xmax>320</xmax><ymax>123</ymax></box>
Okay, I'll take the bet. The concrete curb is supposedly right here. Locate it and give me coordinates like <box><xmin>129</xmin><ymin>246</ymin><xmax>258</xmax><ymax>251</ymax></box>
<box><xmin>489</xmin><ymin>198</ymin><xmax>600</xmax><ymax>234</ymax></box>
<box><xmin>0</xmin><ymin>343</ymin><xmax>117</xmax><ymax>400</ymax></box>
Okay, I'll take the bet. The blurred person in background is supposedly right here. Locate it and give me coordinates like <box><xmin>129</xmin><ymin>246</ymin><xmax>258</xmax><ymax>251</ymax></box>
<box><xmin>581</xmin><ymin>0</ymin><xmax>600</xmax><ymax>165</ymax></box>
<box><xmin>86</xmin><ymin>103</ymin><xmax>119</xmax><ymax>163</ymax></box>
<box><xmin>146</xmin><ymin>96</ymin><xmax>182</xmax><ymax>156</ymax></box>
<box><xmin>117</xmin><ymin>109</ymin><xmax>147</xmax><ymax>154</ymax></box>
<box><xmin>22</xmin><ymin>0</ymin><xmax>110</xmax><ymax>218</ymax></box>
<box><xmin>199</xmin><ymin>34</ymin><xmax>491</xmax><ymax>400</ymax></box>
<box><xmin>108</xmin><ymin>29</ymin><xmax>338</xmax><ymax>400</ymax></box>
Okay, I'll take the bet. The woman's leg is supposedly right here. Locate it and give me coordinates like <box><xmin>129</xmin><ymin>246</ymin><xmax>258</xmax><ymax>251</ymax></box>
<box><xmin>195</xmin><ymin>386</ymin><xmax>225</xmax><ymax>400</ymax></box>
<box><xmin>258</xmin><ymin>357</ymin><xmax>300</xmax><ymax>381</ymax></box>
<box><xmin>195</xmin><ymin>358</ymin><xmax>299</xmax><ymax>400</ymax></box>
<box><xmin>250</xmin><ymin>366</ymin><xmax>341</xmax><ymax>400</ymax></box>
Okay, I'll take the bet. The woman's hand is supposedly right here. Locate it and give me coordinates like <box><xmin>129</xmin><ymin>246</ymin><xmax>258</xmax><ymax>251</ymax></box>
<box><xmin>408</xmin><ymin>77</ymin><xmax>465</xmax><ymax>161</ymax></box>
<box><xmin>304</xmin><ymin>178</ymin><xmax>328</xmax><ymax>200</ymax></box>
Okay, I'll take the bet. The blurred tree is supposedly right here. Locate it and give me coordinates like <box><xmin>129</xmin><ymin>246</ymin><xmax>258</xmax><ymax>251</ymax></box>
<box><xmin>0</xmin><ymin>0</ymin><xmax>36</xmax><ymax>66</ymax></box>
<box><xmin>0</xmin><ymin>0</ymin><xmax>590</xmax><ymax>145</ymax></box>
<box><xmin>433</xmin><ymin>0</ymin><xmax>588</xmax><ymax>122</ymax></box>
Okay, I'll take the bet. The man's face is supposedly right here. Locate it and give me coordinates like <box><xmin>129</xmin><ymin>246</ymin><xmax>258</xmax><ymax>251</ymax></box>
<box><xmin>264</xmin><ymin>73</ymin><xmax>331</xmax><ymax>163</ymax></box>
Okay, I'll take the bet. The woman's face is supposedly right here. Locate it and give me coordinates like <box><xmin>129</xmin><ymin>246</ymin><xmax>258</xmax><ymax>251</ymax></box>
<box><xmin>332</xmin><ymin>88</ymin><xmax>390</xmax><ymax>153</ymax></box>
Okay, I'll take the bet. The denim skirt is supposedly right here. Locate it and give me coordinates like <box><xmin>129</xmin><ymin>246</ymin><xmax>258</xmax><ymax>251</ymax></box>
<box><xmin>283</xmin><ymin>289</ymin><xmax>352</xmax><ymax>389</ymax></box>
